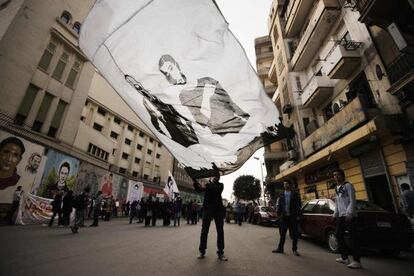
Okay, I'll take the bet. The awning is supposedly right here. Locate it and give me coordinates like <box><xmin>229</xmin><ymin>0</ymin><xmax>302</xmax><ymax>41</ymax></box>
<box><xmin>275</xmin><ymin>120</ymin><xmax>378</xmax><ymax>181</ymax></box>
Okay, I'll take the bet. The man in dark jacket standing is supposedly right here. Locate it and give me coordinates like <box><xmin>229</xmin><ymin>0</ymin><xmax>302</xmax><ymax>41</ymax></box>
<box><xmin>194</xmin><ymin>173</ymin><xmax>227</xmax><ymax>261</ymax></box>
<box><xmin>71</xmin><ymin>187</ymin><xmax>90</xmax><ymax>233</ymax></box>
<box><xmin>273</xmin><ymin>180</ymin><xmax>301</xmax><ymax>256</ymax></box>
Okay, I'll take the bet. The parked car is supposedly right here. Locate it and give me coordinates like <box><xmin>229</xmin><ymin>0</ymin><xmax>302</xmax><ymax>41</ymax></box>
<box><xmin>299</xmin><ymin>199</ymin><xmax>414</xmax><ymax>256</ymax></box>
<box><xmin>253</xmin><ymin>206</ymin><xmax>279</xmax><ymax>226</ymax></box>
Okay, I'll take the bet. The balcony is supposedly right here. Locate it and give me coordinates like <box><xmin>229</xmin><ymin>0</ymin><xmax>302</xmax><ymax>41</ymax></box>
<box><xmin>324</xmin><ymin>41</ymin><xmax>362</xmax><ymax>79</ymax></box>
<box><xmin>302</xmin><ymin>96</ymin><xmax>368</xmax><ymax>157</ymax></box>
<box><xmin>284</xmin><ymin>0</ymin><xmax>315</xmax><ymax>38</ymax></box>
<box><xmin>354</xmin><ymin>0</ymin><xmax>394</xmax><ymax>28</ymax></box>
<box><xmin>264</xmin><ymin>151</ymin><xmax>288</xmax><ymax>161</ymax></box>
<box><xmin>291</xmin><ymin>0</ymin><xmax>340</xmax><ymax>71</ymax></box>
<box><xmin>268</xmin><ymin>59</ymin><xmax>278</xmax><ymax>84</ymax></box>
<box><xmin>301</xmin><ymin>76</ymin><xmax>335</xmax><ymax>108</ymax></box>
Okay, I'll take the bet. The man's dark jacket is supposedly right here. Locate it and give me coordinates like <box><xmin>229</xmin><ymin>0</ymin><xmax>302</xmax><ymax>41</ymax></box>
<box><xmin>194</xmin><ymin>180</ymin><xmax>223</xmax><ymax>211</ymax></box>
<box><xmin>276</xmin><ymin>191</ymin><xmax>302</xmax><ymax>217</ymax></box>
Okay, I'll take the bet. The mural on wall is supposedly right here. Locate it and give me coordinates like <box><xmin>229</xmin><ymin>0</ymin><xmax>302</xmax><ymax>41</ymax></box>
<box><xmin>37</xmin><ymin>149</ymin><xmax>79</xmax><ymax>199</ymax></box>
<box><xmin>75</xmin><ymin>162</ymin><xmax>107</xmax><ymax>197</ymax></box>
<box><xmin>0</xmin><ymin>131</ymin><xmax>45</xmax><ymax>203</ymax></box>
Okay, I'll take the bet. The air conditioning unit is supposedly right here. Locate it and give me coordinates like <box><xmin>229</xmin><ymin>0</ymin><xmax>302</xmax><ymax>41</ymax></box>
<box><xmin>331</xmin><ymin>99</ymin><xmax>347</xmax><ymax>114</ymax></box>
<box><xmin>287</xmin><ymin>149</ymin><xmax>298</xmax><ymax>161</ymax></box>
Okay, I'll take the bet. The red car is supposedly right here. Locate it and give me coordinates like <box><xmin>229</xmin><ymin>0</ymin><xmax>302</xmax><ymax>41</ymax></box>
<box><xmin>299</xmin><ymin>199</ymin><xmax>414</xmax><ymax>256</ymax></box>
<box><xmin>253</xmin><ymin>206</ymin><xmax>279</xmax><ymax>226</ymax></box>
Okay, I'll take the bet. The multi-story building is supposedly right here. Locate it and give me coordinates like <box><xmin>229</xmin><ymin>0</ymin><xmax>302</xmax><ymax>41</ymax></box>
<box><xmin>266</xmin><ymin>0</ymin><xmax>412</xmax><ymax>213</ymax></box>
<box><xmin>350</xmin><ymin>0</ymin><xmax>414</xmax><ymax>189</ymax></box>
<box><xmin>0</xmin><ymin>0</ymin><xmax>97</xmax><ymax>162</ymax></box>
<box><xmin>254</xmin><ymin>35</ymin><xmax>288</xmax><ymax>200</ymax></box>
<box><xmin>0</xmin><ymin>0</ymin><xmax>175</xmax><ymax>211</ymax></box>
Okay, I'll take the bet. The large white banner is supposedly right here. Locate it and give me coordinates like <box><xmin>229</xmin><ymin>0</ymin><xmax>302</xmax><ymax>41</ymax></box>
<box><xmin>164</xmin><ymin>171</ymin><xmax>179</xmax><ymax>200</ymax></box>
<box><xmin>15</xmin><ymin>193</ymin><xmax>53</xmax><ymax>225</ymax></box>
<box><xmin>80</xmin><ymin>0</ymin><xmax>284</xmax><ymax>178</ymax></box>
<box><xmin>127</xmin><ymin>180</ymin><xmax>144</xmax><ymax>202</ymax></box>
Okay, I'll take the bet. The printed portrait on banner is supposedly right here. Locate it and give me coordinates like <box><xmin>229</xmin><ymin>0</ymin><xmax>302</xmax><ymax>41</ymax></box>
<box><xmin>37</xmin><ymin>149</ymin><xmax>79</xmax><ymax>199</ymax></box>
<box><xmin>0</xmin><ymin>131</ymin><xmax>45</xmax><ymax>203</ymax></box>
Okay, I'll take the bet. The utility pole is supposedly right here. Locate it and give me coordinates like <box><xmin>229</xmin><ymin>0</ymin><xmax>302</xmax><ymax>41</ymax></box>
<box><xmin>253</xmin><ymin>157</ymin><xmax>266</xmax><ymax>206</ymax></box>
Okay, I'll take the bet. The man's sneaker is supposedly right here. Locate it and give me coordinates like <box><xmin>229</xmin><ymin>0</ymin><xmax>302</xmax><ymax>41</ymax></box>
<box><xmin>197</xmin><ymin>253</ymin><xmax>205</xmax><ymax>259</ymax></box>
<box><xmin>335</xmin><ymin>258</ymin><xmax>350</xmax><ymax>265</ymax></box>
<box><xmin>272</xmin><ymin>248</ymin><xmax>284</xmax><ymax>254</ymax></box>
<box><xmin>347</xmin><ymin>261</ymin><xmax>362</xmax><ymax>269</ymax></box>
<box><xmin>218</xmin><ymin>255</ymin><xmax>228</xmax><ymax>261</ymax></box>
<box><xmin>293</xmin><ymin>251</ymin><xmax>300</xmax><ymax>256</ymax></box>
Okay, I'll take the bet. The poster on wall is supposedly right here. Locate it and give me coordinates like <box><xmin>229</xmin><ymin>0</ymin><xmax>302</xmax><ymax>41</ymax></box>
<box><xmin>36</xmin><ymin>149</ymin><xmax>80</xmax><ymax>199</ymax></box>
<box><xmin>127</xmin><ymin>180</ymin><xmax>143</xmax><ymax>203</ymax></box>
<box><xmin>75</xmin><ymin>162</ymin><xmax>107</xmax><ymax>197</ymax></box>
<box><xmin>0</xmin><ymin>130</ymin><xmax>45</xmax><ymax>204</ymax></box>
<box><xmin>99</xmin><ymin>173</ymin><xmax>129</xmax><ymax>203</ymax></box>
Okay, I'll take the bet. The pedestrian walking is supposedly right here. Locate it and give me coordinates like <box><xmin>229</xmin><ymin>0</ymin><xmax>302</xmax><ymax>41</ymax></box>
<box><xmin>7</xmin><ymin>186</ymin><xmax>23</xmax><ymax>224</ymax></box>
<box><xmin>152</xmin><ymin>197</ymin><xmax>160</xmax><ymax>226</ymax></box>
<box><xmin>187</xmin><ymin>200</ymin><xmax>193</xmax><ymax>224</ymax></box>
<box><xmin>61</xmin><ymin>190</ymin><xmax>74</xmax><ymax>226</ymax></box>
<box><xmin>194</xmin><ymin>173</ymin><xmax>228</xmax><ymax>261</ymax></box>
<box><xmin>129</xmin><ymin>200</ymin><xmax>139</xmax><ymax>224</ymax></box>
<box><xmin>71</xmin><ymin>187</ymin><xmax>90</xmax><ymax>233</ymax></box>
<box><xmin>173</xmin><ymin>196</ymin><xmax>182</xmax><ymax>227</ymax></box>
<box><xmin>90</xmin><ymin>191</ymin><xmax>103</xmax><ymax>227</ymax></box>
<box><xmin>49</xmin><ymin>192</ymin><xmax>62</xmax><ymax>227</ymax></box>
<box><xmin>333</xmin><ymin>169</ymin><xmax>362</xmax><ymax>269</ymax></box>
<box><xmin>272</xmin><ymin>180</ymin><xmax>301</xmax><ymax>256</ymax></box>
<box><xmin>163</xmin><ymin>198</ymin><xmax>171</xmax><ymax>226</ymax></box>
<box><xmin>234</xmin><ymin>200</ymin><xmax>243</xmax><ymax>226</ymax></box>
<box><xmin>113</xmin><ymin>199</ymin><xmax>120</xmax><ymax>217</ymax></box>
<box><xmin>145</xmin><ymin>196</ymin><xmax>153</xmax><ymax>227</ymax></box>
<box><xmin>400</xmin><ymin>183</ymin><xmax>414</xmax><ymax>219</ymax></box>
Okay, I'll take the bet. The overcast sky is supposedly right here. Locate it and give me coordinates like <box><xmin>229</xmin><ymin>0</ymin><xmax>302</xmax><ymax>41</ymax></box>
<box><xmin>214</xmin><ymin>0</ymin><xmax>274</xmax><ymax>200</ymax></box>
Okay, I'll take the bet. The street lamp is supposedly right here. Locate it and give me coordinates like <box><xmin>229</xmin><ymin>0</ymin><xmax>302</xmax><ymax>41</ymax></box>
<box><xmin>253</xmin><ymin>157</ymin><xmax>265</xmax><ymax>206</ymax></box>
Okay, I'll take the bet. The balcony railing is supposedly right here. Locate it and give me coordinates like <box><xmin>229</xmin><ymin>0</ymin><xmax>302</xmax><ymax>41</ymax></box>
<box><xmin>302</xmin><ymin>96</ymin><xmax>368</xmax><ymax>157</ymax></box>
<box><xmin>386</xmin><ymin>53</ymin><xmax>414</xmax><ymax>84</ymax></box>
<box><xmin>324</xmin><ymin>40</ymin><xmax>362</xmax><ymax>79</ymax></box>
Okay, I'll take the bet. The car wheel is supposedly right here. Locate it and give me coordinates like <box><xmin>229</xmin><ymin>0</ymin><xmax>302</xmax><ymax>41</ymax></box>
<box><xmin>380</xmin><ymin>249</ymin><xmax>400</xmax><ymax>258</ymax></box>
<box><xmin>253</xmin><ymin>216</ymin><xmax>257</xmax><ymax>225</ymax></box>
<box><xmin>258</xmin><ymin>217</ymin><xmax>262</xmax><ymax>225</ymax></box>
<box><xmin>327</xmin><ymin>231</ymin><xmax>339</xmax><ymax>253</ymax></box>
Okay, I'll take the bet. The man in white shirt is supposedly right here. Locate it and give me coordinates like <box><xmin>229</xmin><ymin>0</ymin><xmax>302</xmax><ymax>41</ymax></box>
<box><xmin>333</xmin><ymin>169</ymin><xmax>361</xmax><ymax>269</ymax></box>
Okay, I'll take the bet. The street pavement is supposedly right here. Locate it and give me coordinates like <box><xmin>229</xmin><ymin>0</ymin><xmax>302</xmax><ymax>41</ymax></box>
<box><xmin>0</xmin><ymin>218</ymin><xmax>413</xmax><ymax>276</ymax></box>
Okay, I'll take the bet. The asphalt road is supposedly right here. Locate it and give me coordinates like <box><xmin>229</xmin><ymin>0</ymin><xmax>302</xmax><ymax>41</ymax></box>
<box><xmin>0</xmin><ymin>218</ymin><xmax>413</xmax><ymax>276</ymax></box>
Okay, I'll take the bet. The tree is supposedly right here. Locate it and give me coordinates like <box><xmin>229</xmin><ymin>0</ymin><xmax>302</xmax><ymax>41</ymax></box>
<box><xmin>233</xmin><ymin>175</ymin><xmax>261</xmax><ymax>201</ymax></box>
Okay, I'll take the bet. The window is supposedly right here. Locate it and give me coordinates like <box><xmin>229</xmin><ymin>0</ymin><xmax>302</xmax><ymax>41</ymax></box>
<box><xmin>137</xmin><ymin>144</ymin><xmax>143</xmax><ymax>150</ymax></box>
<box><xmin>139</xmin><ymin>132</ymin><xmax>144</xmax><ymax>138</ymax></box>
<box><xmin>147</xmin><ymin>149</ymin><xmax>152</xmax><ymax>155</ymax></box>
<box><xmin>110</xmin><ymin>131</ymin><xmax>119</xmax><ymax>139</ymax></box>
<box><xmin>112</xmin><ymin>149</ymin><xmax>116</xmax><ymax>155</ymax></box>
<box><xmin>52</xmin><ymin>51</ymin><xmax>69</xmax><ymax>81</ymax></box>
<box><xmin>114</xmin><ymin>117</ymin><xmax>121</xmax><ymax>124</ymax></box>
<box><xmin>84</xmin><ymin>100</ymin><xmax>89</xmax><ymax>106</ymax></box>
<box><xmin>124</xmin><ymin>138</ymin><xmax>132</xmax><ymax>145</ymax></box>
<box><xmin>60</xmin><ymin>11</ymin><xmax>72</xmax><ymax>24</ymax></box>
<box><xmin>132</xmin><ymin>171</ymin><xmax>139</xmax><ymax>177</ymax></box>
<box><xmin>302</xmin><ymin>201</ymin><xmax>317</xmax><ymax>214</ymax></box>
<box><xmin>14</xmin><ymin>84</ymin><xmax>38</xmax><ymax>126</ymax></box>
<box><xmin>158</xmin><ymin>143</ymin><xmax>162</xmax><ymax>147</ymax></box>
<box><xmin>65</xmin><ymin>59</ymin><xmax>81</xmax><ymax>88</ymax></box>
<box><xmin>87</xmin><ymin>143</ymin><xmax>109</xmax><ymax>161</ymax></box>
<box><xmin>47</xmin><ymin>100</ymin><xmax>67</xmax><ymax>137</ymax></box>
<box><xmin>122</xmin><ymin>152</ymin><xmax>129</xmax><ymax>160</ymax></box>
<box><xmin>93</xmin><ymin>123</ymin><xmax>103</xmax><ymax>132</ymax></box>
<box><xmin>149</xmin><ymin>138</ymin><xmax>154</xmax><ymax>143</ymax></box>
<box><xmin>97</xmin><ymin>107</ymin><xmax>106</xmax><ymax>116</ymax></box>
<box><xmin>72</xmin><ymin>22</ymin><xmax>81</xmax><ymax>34</ymax></box>
<box><xmin>38</xmin><ymin>42</ymin><xmax>57</xmax><ymax>71</ymax></box>
<box><xmin>32</xmin><ymin>93</ymin><xmax>54</xmax><ymax>132</ymax></box>
<box><xmin>134</xmin><ymin>157</ymin><xmax>141</xmax><ymax>164</ymax></box>
<box><xmin>80</xmin><ymin>116</ymin><xmax>85</xmax><ymax>122</ymax></box>
<box><xmin>143</xmin><ymin>174</ymin><xmax>149</xmax><ymax>180</ymax></box>
<box><xmin>127</xmin><ymin>125</ymin><xmax>133</xmax><ymax>131</ymax></box>
<box><xmin>119</xmin><ymin>167</ymin><xmax>126</xmax><ymax>174</ymax></box>
<box><xmin>156</xmin><ymin>154</ymin><xmax>160</xmax><ymax>159</ymax></box>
